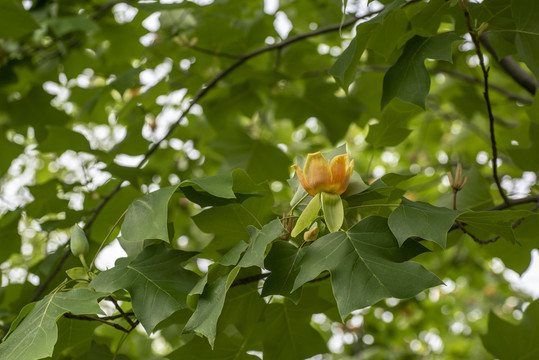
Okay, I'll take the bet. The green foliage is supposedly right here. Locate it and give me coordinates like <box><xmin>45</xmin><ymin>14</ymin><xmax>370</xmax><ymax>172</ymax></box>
<box><xmin>0</xmin><ymin>0</ymin><xmax>538</xmax><ymax>358</ymax></box>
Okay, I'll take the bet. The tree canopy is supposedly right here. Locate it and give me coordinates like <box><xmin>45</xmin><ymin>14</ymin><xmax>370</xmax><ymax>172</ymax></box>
<box><xmin>0</xmin><ymin>0</ymin><xmax>538</xmax><ymax>359</ymax></box>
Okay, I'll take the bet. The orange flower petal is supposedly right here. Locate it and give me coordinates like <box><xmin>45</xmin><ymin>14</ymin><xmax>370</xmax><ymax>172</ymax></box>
<box><xmin>292</xmin><ymin>164</ymin><xmax>315</xmax><ymax>196</ymax></box>
<box><xmin>304</xmin><ymin>152</ymin><xmax>332</xmax><ymax>195</ymax></box>
<box><xmin>335</xmin><ymin>158</ymin><xmax>354</xmax><ymax>195</ymax></box>
<box><xmin>330</xmin><ymin>154</ymin><xmax>349</xmax><ymax>188</ymax></box>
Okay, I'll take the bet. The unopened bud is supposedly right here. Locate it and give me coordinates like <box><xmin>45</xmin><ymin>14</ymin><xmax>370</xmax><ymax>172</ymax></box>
<box><xmin>448</xmin><ymin>163</ymin><xmax>468</xmax><ymax>191</ymax></box>
<box><xmin>304</xmin><ymin>225</ymin><xmax>319</xmax><ymax>242</ymax></box>
<box><xmin>70</xmin><ymin>225</ymin><xmax>89</xmax><ymax>257</ymax></box>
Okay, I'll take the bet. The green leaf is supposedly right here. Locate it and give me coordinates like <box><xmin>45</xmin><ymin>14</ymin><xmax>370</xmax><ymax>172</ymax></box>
<box><xmin>89</xmin><ymin>244</ymin><xmax>199</xmax><ymax>334</ymax></box>
<box><xmin>292</xmin><ymin>216</ymin><xmax>442</xmax><ymax>319</ymax></box>
<box><xmin>329</xmin><ymin>23</ymin><xmax>376</xmax><ymax>91</ymax></box>
<box><xmin>291</xmin><ymin>193</ymin><xmax>320</xmax><ymax>237</ymax></box>
<box><xmin>180</xmin><ymin>173</ymin><xmax>235</xmax><ymax>200</ymax></box>
<box><xmin>183</xmin><ymin>266</ymin><xmax>240</xmax><ymax>347</ymax></box>
<box><xmin>261</xmin><ymin>241</ymin><xmax>304</xmax><ymax>303</ymax></box>
<box><xmin>121</xmin><ymin>185</ymin><xmax>178</xmax><ymax>243</ymax></box>
<box><xmin>47</xmin><ymin>15</ymin><xmax>99</xmax><ymax>37</ymax></box>
<box><xmin>50</xmin><ymin>317</ymin><xmax>99</xmax><ymax>359</ymax></box>
<box><xmin>38</xmin><ymin>126</ymin><xmax>92</xmax><ymax>154</ymax></box>
<box><xmin>512</xmin><ymin>0</ymin><xmax>539</xmax><ymax>79</ymax></box>
<box><xmin>482</xmin><ymin>299</ymin><xmax>539</xmax><ymax>360</ymax></box>
<box><xmin>322</xmin><ymin>192</ymin><xmax>344</xmax><ymax>233</ymax></box>
<box><xmin>262</xmin><ymin>300</ymin><xmax>327</xmax><ymax>360</ymax></box>
<box><xmin>458</xmin><ymin>210</ymin><xmax>532</xmax><ymax>243</ymax></box>
<box><xmin>366</xmin><ymin>100</ymin><xmax>420</xmax><ymax>148</ymax></box>
<box><xmin>388</xmin><ymin>197</ymin><xmax>466</xmax><ymax>248</ymax></box>
<box><xmin>0</xmin><ymin>134</ymin><xmax>23</xmax><ymax>176</ymax></box>
<box><xmin>382</xmin><ymin>33</ymin><xmax>461</xmax><ymax>108</ymax></box>
<box><xmin>0</xmin><ymin>0</ymin><xmax>39</xmax><ymax>39</ymax></box>
<box><xmin>237</xmin><ymin>219</ymin><xmax>285</xmax><ymax>268</ymax></box>
<box><xmin>0</xmin><ymin>289</ymin><xmax>105</xmax><ymax>360</ymax></box>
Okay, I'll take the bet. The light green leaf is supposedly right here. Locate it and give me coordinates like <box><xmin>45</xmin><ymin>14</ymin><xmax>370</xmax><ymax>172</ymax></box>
<box><xmin>482</xmin><ymin>299</ymin><xmax>539</xmax><ymax>360</ymax></box>
<box><xmin>89</xmin><ymin>244</ymin><xmax>199</xmax><ymax>334</ymax></box>
<box><xmin>237</xmin><ymin>219</ymin><xmax>285</xmax><ymax>268</ymax></box>
<box><xmin>0</xmin><ymin>289</ymin><xmax>105</xmax><ymax>360</ymax></box>
<box><xmin>382</xmin><ymin>33</ymin><xmax>461</xmax><ymax>108</ymax></box>
<box><xmin>180</xmin><ymin>173</ymin><xmax>235</xmax><ymax>200</ymax></box>
<box><xmin>183</xmin><ymin>266</ymin><xmax>240</xmax><ymax>348</ymax></box>
<box><xmin>121</xmin><ymin>185</ymin><xmax>178</xmax><ymax>243</ymax></box>
<box><xmin>322</xmin><ymin>192</ymin><xmax>344</xmax><ymax>233</ymax></box>
<box><xmin>388</xmin><ymin>197</ymin><xmax>466</xmax><ymax>248</ymax></box>
<box><xmin>292</xmin><ymin>216</ymin><xmax>441</xmax><ymax>319</ymax></box>
<box><xmin>291</xmin><ymin>193</ymin><xmax>320</xmax><ymax>237</ymax></box>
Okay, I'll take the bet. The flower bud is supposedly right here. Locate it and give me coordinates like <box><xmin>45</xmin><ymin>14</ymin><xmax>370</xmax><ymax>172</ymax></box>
<box><xmin>304</xmin><ymin>225</ymin><xmax>319</xmax><ymax>242</ymax></box>
<box><xmin>70</xmin><ymin>224</ymin><xmax>89</xmax><ymax>257</ymax></box>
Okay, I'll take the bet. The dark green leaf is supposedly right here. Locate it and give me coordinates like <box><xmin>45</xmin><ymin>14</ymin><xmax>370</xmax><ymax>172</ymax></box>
<box><xmin>382</xmin><ymin>33</ymin><xmax>461</xmax><ymax>108</ymax></box>
<box><xmin>237</xmin><ymin>219</ymin><xmax>285</xmax><ymax>268</ymax></box>
<box><xmin>388</xmin><ymin>197</ymin><xmax>466</xmax><ymax>248</ymax></box>
<box><xmin>0</xmin><ymin>1</ymin><xmax>39</xmax><ymax>39</ymax></box>
<box><xmin>89</xmin><ymin>244</ymin><xmax>199</xmax><ymax>333</ymax></box>
<box><xmin>512</xmin><ymin>0</ymin><xmax>539</xmax><ymax>79</ymax></box>
<box><xmin>292</xmin><ymin>216</ymin><xmax>441</xmax><ymax>319</ymax></box>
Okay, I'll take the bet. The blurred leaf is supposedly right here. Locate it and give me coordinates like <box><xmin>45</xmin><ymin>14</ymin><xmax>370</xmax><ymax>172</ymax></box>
<box><xmin>0</xmin><ymin>1</ymin><xmax>39</xmax><ymax>39</ymax></box>
<box><xmin>482</xmin><ymin>299</ymin><xmax>539</xmax><ymax>360</ymax></box>
<box><xmin>512</xmin><ymin>0</ymin><xmax>539</xmax><ymax>79</ymax></box>
<box><xmin>47</xmin><ymin>15</ymin><xmax>99</xmax><ymax>37</ymax></box>
<box><xmin>261</xmin><ymin>241</ymin><xmax>304</xmax><ymax>303</ymax></box>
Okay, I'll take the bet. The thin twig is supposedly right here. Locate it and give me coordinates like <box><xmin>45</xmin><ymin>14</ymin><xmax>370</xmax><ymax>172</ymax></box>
<box><xmin>463</xmin><ymin>6</ymin><xmax>510</xmax><ymax>204</ymax></box>
<box><xmin>63</xmin><ymin>312</ymin><xmax>130</xmax><ymax>333</ymax></box>
<box><xmin>108</xmin><ymin>296</ymin><xmax>136</xmax><ymax>327</ymax></box>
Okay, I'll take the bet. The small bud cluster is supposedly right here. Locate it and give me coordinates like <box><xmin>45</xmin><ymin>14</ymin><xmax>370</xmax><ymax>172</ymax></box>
<box><xmin>447</xmin><ymin>163</ymin><xmax>468</xmax><ymax>191</ymax></box>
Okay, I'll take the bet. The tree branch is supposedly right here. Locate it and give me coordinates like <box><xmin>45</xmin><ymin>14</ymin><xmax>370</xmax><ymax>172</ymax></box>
<box><xmin>479</xmin><ymin>34</ymin><xmax>538</xmax><ymax>95</ymax></box>
<box><xmin>63</xmin><ymin>312</ymin><xmax>130</xmax><ymax>333</ymax></box>
<box><xmin>463</xmin><ymin>6</ymin><xmax>510</xmax><ymax>205</ymax></box>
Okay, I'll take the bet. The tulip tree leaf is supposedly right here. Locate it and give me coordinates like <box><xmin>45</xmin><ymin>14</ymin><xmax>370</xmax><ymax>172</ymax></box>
<box><xmin>89</xmin><ymin>244</ymin><xmax>199</xmax><ymax>334</ymax></box>
<box><xmin>0</xmin><ymin>289</ymin><xmax>106</xmax><ymax>360</ymax></box>
<box><xmin>382</xmin><ymin>33</ymin><xmax>461</xmax><ymax>108</ymax></box>
<box><xmin>237</xmin><ymin>219</ymin><xmax>285</xmax><ymax>268</ymax></box>
<box><xmin>482</xmin><ymin>299</ymin><xmax>539</xmax><ymax>360</ymax></box>
<box><xmin>388</xmin><ymin>197</ymin><xmax>466</xmax><ymax>248</ymax></box>
<box><xmin>183</xmin><ymin>266</ymin><xmax>240</xmax><ymax>348</ymax></box>
<box><xmin>261</xmin><ymin>241</ymin><xmax>305</xmax><ymax>303</ymax></box>
<box><xmin>121</xmin><ymin>185</ymin><xmax>178</xmax><ymax>243</ymax></box>
<box><xmin>292</xmin><ymin>216</ymin><xmax>442</xmax><ymax>319</ymax></box>
<box><xmin>291</xmin><ymin>193</ymin><xmax>320</xmax><ymax>237</ymax></box>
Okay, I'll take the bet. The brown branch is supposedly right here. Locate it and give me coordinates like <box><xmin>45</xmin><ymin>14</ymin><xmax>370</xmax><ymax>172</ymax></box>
<box><xmin>231</xmin><ymin>273</ymin><xmax>269</xmax><ymax>287</ymax></box>
<box><xmin>479</xmin><ymin>34</ymin><xmax>538</xmax><ymax>95</ymax></box>
<box><xmin>463</xmin><ymin>6</ymin><xmax>510</xmax><ymax>205</ymax></box>
<box><xmin>108</xmin><ymin>296</ymin><xmax>136</xmax><ymax>327</ymax></box>
<box><xmin>63</xmin><ymin>312</ymin><xmax>130</xmax><ymax>333</ymax></box>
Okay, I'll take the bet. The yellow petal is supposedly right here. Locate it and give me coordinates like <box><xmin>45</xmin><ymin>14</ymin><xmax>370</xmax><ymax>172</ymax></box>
<box><xmin>335</xmin><ymin>158</ymin><xmax>354</xmax><ymax>195</ymax></box>
<box><xmin>304</xmin><ymin>152</ymin><xmax>332</xmax><ymax>195</ymax></box>
<box><xmin>329</xmin><ymin>154</ymin><xmax>349</xmax><ymax>188</ymax></box>
<box><xmin>292</xmin><ymin>164</ymin><xmax>315</xmax><ymax>196</ymax></box>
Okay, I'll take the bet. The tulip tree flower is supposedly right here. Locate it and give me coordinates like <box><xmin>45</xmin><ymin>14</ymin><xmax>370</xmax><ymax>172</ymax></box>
<box><xmin>291</xmin><ymin>152</ymin><xmax>354</xmax><ymax>236</ymax></box>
